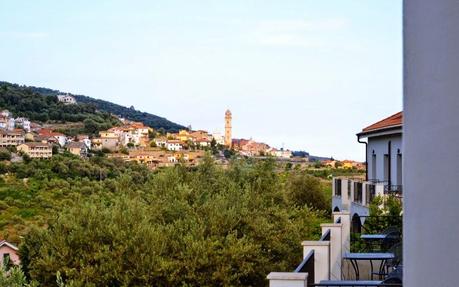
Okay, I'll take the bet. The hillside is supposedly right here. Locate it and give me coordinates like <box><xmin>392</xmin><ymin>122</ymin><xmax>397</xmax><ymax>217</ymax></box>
<box><xmin>0</xmin><ymin>82</ymin><xmax>119</xmax><ymax>135</ymax></box>
<box><xmin>25</xmin><ymin>82</ymin><xmax>185</xmax><ymax>132</ymax></box>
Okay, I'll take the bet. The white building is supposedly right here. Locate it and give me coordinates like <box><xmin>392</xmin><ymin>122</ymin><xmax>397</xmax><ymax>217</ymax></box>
<box><xmin>211</xmin><ymin>133</ymin><xmax>225</xmax><ymax>145</ymax></box>
<box><xmin>358</xmin><ymin>112</ymin><xmax>403</xmax><ymax>187</ymax></box>
<box><xmin>77</xmin><ymin>135</ymin><xmax>92</xmax><ymax>150</ymax></box>
<box><xmin>15</xmin><ymin>117</ymin><xmax>31</xmax><ymax>132</ymax></box>
<box><xmin>331</xmin><ymin>112</ymin><xmax>403</xmax><ymax>217</ymax></box>
<box><xmin>57</xmin><ymin>94</ymin><xmax>76</xmax><ymax>104</ymax></box>
<box><xmin>0</xmin><ymin>110</ymin><xmax>10</xmax><ymax>118</ymax></box>
<box><xmin>166</xmin><ymin>140</ymin><xmax>182</xmax><ymax>151</ymax></box>
<box><xmin>7</xmin><ymin>118</ymin><xmax>15</xmax><ymax>130</ymax></box>
<box><xmin>0</xmin><ymin>118</ymin><xmax>7</xmax><ymax>129</ymax></box>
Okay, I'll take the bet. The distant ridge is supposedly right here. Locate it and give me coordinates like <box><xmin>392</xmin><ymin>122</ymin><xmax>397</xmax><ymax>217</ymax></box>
<box><xmin>2</xmin><ymin>81</ymin><xmax>185</xmax><ymax>132</ymax></box>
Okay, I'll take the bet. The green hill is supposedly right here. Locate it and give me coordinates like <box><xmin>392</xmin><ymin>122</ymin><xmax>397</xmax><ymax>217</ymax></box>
<box><xmin>25</xmin><ymin>82</ymin><xmax>185</xmax><ymax>132</ymax></box>
<box><xmin>0</xmin><ymin>81</ymin><xmax>119</xmax><ymax>135</ymax></box>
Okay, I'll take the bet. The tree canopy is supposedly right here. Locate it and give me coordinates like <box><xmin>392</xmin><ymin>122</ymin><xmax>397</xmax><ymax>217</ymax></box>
<box><xmin>0</xmin><ymin>155</ymin><xmax>331</xmax><ymax>286</ymax></box>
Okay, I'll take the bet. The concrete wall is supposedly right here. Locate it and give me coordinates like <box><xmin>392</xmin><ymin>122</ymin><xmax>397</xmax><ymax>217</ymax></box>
<box><xmin>404</xmin><ymin>1</ymin><xmax>459</xmax><ymax>286</ymax></box>
<box><xmin>367</xmin><ymin>134</ymin><xmax>402</xmax><ymax>185</ymax></box>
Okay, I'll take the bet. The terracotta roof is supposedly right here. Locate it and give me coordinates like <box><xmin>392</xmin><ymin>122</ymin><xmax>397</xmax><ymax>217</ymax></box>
<box><xmin>67</xmin><ymin>141</ymin><xmax>85</xmax><ymax>148</ymax></box>
<box><xmin>361</xmin><ymin>112</ymin><xmax>403</xmax><ymax>133</ymax></box>
<box><xmin>22</xmin><ymin>142</ymin><xmax>52</xmax><ymax>148</ymax></box>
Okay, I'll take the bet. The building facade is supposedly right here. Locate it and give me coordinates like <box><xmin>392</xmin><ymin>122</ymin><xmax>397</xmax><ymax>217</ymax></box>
<box><xmin>331</xmin><ymin>112</ymin><xmax>403</xmax><ymax>224</ymax></box>
<box><xmin>57</xmin><ymin>94</ymin><xmax>76</xmax><ymax>104</ymax></box>
<box><xmin>17</xmin><ymin>142</ymin><xmax>53</xmax><ymax>159</ymax></box>
<box><xmin>0</xmin><ymin>130</ymin><xmax>25</xmax><ymax>147</ymax></box>
<box><xmin>358</xmin><ymin>112</ymin><xmax>403</xmax><ymax>187</ymax></box>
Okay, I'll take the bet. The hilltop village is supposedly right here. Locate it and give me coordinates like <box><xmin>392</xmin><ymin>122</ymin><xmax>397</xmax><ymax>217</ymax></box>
<box><xmin>0</xmin><ymin>94</ymin><xmax>363</xmax><ymax>169</ymax></box>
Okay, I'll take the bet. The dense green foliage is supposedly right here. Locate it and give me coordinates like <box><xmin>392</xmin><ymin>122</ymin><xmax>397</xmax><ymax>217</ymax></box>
<box><xmin>364</xmin><ymin>195</ymin><xmax>403</xmax><ymax>234</ymax></box>
<box><xmin>0</xmin><ymin>154</ymin><xmax>329</xmax><ymax>286</ymax></box>
<box><xmin>73</xmin><ymin>94</ymin><xmax>185</xmax><ymax>132</ymax></box>
<box><xmin>351</xmin><ymin>195</ymin><xmax>403</xmax><ymax>252</ymax></box>
<box><xmin>0</xmin><ymin>264</ymin><xmax>38</xmax><ymax>287</ymax></box>
<box><xmin>0</xmin><ymin>82</ymin><xmax>119</xmax><ymax>135</ymax></box>
<box><xmin>20</xmin><ymin>82</ymin><xmax>184</xmax><ymax>132</ymax></box>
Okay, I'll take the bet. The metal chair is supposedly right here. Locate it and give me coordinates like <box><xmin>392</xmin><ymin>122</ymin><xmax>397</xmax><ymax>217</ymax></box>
<box><xmin>372</xmin><ymin>243</ymin><xmax>403</xmax><ymax>279</ymax></box>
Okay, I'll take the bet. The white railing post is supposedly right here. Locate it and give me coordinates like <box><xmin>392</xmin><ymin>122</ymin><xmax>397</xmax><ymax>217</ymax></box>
<box><xmin>266</xmin><ymin>272</ymin><xmax>308</xmax><ymax>287</ymax></box>
<box><xmin>302</xmin><ymin>241</ymin><xmax>330</xmax><ymax>283</ymax></box>
<box><xmin>362</xmin><ymin>182</ymin><xmax>368</xmax><ymax>206</ymax></box>
<box><xmin>341</xmin><ymin>179</ymin><xmax>349</xmax><ymax>210</ymax></box>
<box><xmin>333</xmin><ymin>211</ymin><xmax>351</xmax><ymax>254</ymax></box>
<box><xmin>375</xmin><ymin>183</ymin><xmax>385</xmax><ymax>197</ymax></box>
<box><xmin>320</xmin><ymin>224</ymin><xmax>343</xmax><ymax>280</ymax></box>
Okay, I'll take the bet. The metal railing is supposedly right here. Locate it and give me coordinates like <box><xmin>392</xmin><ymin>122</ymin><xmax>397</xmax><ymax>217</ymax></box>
<box><xmin>365</xmin><ymin>184</ymin><xmax>376</xmax><ymax>205</ymax></box>
<box><xmin>294</xmin><ymin>250</ymin><xmax>315</xmax><ymax>286</ymax></box>
<box><xmin>384</xmin><ymin>185</ymin><xmax>403</xmax><ymax>197</ymax></box>
<box><xmin>320</xmin><ymin>229</ymin><xmax>331</xmax><ymax>241</ymax></box>
<box><xmin>367</xmin><ymin>179</ymin><xmax>389</xmax><ymax>184</ymax></box>
<box><xmin>293</xmin><ymin>222</ymin><xmax>333</xmax><ymax>286</ymax></box>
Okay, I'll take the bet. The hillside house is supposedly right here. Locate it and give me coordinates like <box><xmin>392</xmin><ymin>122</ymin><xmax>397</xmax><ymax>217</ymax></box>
<box><xmin>57</xmin><ymin>94</ymin><xmax>76</xmax><ymax>104</ymax></box>
<box><xmin>39</xmin><ymin>129</ymin><xmax>67</xmax><ymax>146</ymax></box>
<box><xmin>92</xmin><ymin>137</ymin><xmax>119</xmax><ymax>151</ymax></box>
<box><xmin>66</xmin><ymin>141</ymin><xmax>88</xmax><ymax>157</ymax></box>
<box><xmin>154</xmin><ymin>137</ymin><xmax>167</xmax><ymax>148</ymax></box>
<box><xmin>211</xmin><ymin>133</ymin><xmax>225</xmax><ymax>145</ymax></box>
<box><xmin>76</xmin><ymin>135</ymin><xmax>91</xmax><ymax>150</ymax></box>
<box><xmin>17</xmin><ymin>142</ymin><xmax>53</xmax><ymax>159</ymax></box>
<box><xmin>166</xmin><ymin>140</ymin><xmax>182</xmax><ymax>151</ymax></box>
<box><xmin>0</xmin><ymin>130</ymin><xmax>25</xmax><ymax>147</ymax></box>
<box><xmin>15</xmin><ymin>117</ymin><xmax>31</xmax><ymax>132</ymax></box>
<box><xmin>0</xmin><ymin>240</ymin><xmax>20</xmax><ymax>266</ymax></box>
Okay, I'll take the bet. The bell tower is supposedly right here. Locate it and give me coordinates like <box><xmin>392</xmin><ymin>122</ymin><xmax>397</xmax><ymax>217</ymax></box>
<box><xmin>225</xmin><ymin>110</ymin><xmax>232</xmax><ymax>148</ymax></box>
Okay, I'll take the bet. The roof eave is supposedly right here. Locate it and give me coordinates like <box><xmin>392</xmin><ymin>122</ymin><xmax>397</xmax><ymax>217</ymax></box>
<box><xmin>357</xmin><ymin>125</ymin><xmax>403</xmax><ymax>139</ymax></box>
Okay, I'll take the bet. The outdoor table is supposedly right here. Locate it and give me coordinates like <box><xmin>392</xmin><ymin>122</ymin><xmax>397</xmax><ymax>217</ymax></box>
<box><xmin>343</xmin><ymin>252</ymin><xmax>395</xmax><ymax>280</ymax></box>
<box><xmin>316</xmin><ymin>280</ymin><xmax>383</xmax><ymax>286</ymax></box>
<box><xmin>360</xmin><ymin>234</ymin><xmax>387</xmax><ymax>240</ymax></box>
<box><xmin>360</xmin><ymin>234</ymin><xmax>388</xmax><ymax>251</ymax></box>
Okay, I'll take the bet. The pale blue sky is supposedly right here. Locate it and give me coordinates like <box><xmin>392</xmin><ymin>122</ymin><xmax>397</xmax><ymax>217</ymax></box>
<box><xmin>0</xmin><ymin>1</ymin><xmax>402</xmax><ymax>160</ymax></box>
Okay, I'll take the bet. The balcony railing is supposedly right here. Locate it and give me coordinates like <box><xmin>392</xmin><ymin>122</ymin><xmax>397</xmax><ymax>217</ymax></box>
<box><xmin>384</xmin><ymin>185</ymin><xmax>403</xmax><ymax>197</ymax></box>
<box><xmin>365</xmin><ymin>184</ymin><xmax>376</xmax><ymax>205</ymax></box>
<box><xmin>294</xmin><ymin>250</ymin><xmax>315</xmax><ymax>286</ymax></box>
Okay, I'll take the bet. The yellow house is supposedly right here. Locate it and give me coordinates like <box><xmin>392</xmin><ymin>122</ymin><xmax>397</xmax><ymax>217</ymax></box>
<box><xmin>99</xmin><ymin>131</ymin><xmax>117</xmax><ymax>138</ymax></box>
<box><xmin>17</xmin><ymin>142</ymin><xmax>53</xmax><ymax>159</ymax></box>
<box><xmin>342</xmin><ymin>162</ymin><xmax>354</xmax><ymax>169</ymax></box>
<box><xmin>178</xmin><ymin>130</ymin><xmax>190</xmax><ymax>142</ymax></box>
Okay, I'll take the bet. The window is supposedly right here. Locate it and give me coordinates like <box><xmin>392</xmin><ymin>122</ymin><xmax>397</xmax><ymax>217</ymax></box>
<box><xmin>371</xmin><ymin>153</ymin><xmax>377</xmax><ymax>180</ymax></box>
<box><xmin>334</xmin><ymin>178</ymin><xmax>342</xmax><ymax>196</ymax></box>
<box><xmin>3</xmin><ymin>253</ymin><xmax>10</xmax><ymax>266</ymax></box>
<box><xmin>384</xmin><ymin>154</ymin><xmax>390</xmax><ymax>182</ymax></box>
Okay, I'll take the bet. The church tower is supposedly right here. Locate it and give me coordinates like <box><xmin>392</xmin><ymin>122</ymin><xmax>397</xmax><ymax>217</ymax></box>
<box><xmin>225</xmin><ymin>110</ymin><xmax>232</xmax><ymax>148</ymax></box>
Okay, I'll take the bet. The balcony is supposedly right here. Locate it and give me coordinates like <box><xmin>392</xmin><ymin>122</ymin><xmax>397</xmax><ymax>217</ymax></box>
<box><xmin>332</xmin><ymin>177</ymin><xmax>401</xmax><ymax>214</ymax></box>
<box><xmin>267</xmin><ymin>212</ymin><xmax>402</xmax><ymax>287</ymax></box>
<box><xmin>383</xmin><ymin>185</ymin><xmax>403</xmax><ymax>198</ymax></box>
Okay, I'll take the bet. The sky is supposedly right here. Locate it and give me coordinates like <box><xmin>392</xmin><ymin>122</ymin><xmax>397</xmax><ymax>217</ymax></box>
<box><xmin>0</xmin><ymin>0</ymin><xmax>402</xmax><ymax>161</ymax></box>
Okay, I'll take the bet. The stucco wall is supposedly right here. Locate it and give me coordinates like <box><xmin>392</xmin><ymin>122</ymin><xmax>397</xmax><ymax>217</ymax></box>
<box><xmin>404</xmin><ymin>1</ymin><xmax>459</xmax><ymax>286</ymax></box>
<box><xmin>367</xmin><ymin>134</ymin><xmax>402</xmax><ymax>185</ymax></box>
